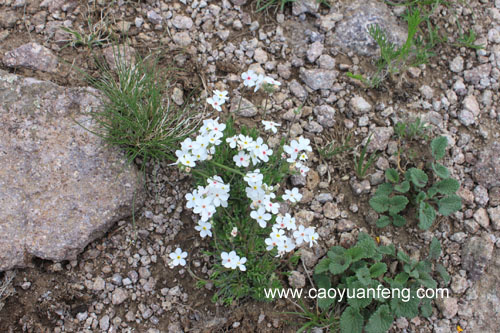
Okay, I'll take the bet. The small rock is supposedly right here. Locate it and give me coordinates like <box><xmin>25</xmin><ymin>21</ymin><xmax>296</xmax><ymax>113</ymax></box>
<box><xmin>473</xmin><ymin>208</ymin><xmax>490</xmax><ymax>229</ymax></box>
<box><xmin>172</xmin><ymin>15</ymin><xmax>193</xmax><ymax>30</ymax></box>
<box><xmin>307</xmin><ymin>41</ymin><xmax>323</xmax><ymax>63</ymax></box>
<box><xmin>230</xmin><ymin>98</ymin><xmax>257</xmax><ymax>117</ymax></box>
<box><xmin>147</xmin><ymin>10</ymin><xmax>162</xmax><ymax>25</ymax></box>
<box><xmin>419</xmin><ymin>85</ymin><xmax>434</xmax><ymax>100</ymax></box>
<box><xmin>112</xmin><ymin>288</ymin><xmax>128</xmax><ymax>305</ymax></box>
<box><xmin>3</xmin><ymin>43</ymin><xmax>58</xmax><ymax>73</ymax></box>
<box><xmin>314</xmin><ymin>105</ymin><xmax>336</xmax><ymax>128</ymax></box>
<box><xmin>102</xmin><ymin>45</ymin><xmax>136</xmax><ymax>72</ymax></box>
<box><xmin>288</xmin><ymin>271</ymin><xmax>306</xmax><ymax>288</ymax></box>
<box><xmin>462</xmin><ymin>236</ymin><xmax>494</xmax><ymax>281</ymax></box>
<box><xmin>253</xmin><ymin>48</ymin><xmax>268</xmax><ymax>63</ymax></box>
<box><xmin>172</xmin><ymin>32</ymin><xmax>192</xmax><ymax>46</ymax></box>
<box><xmin>299</xmin><ymin>68</ymin><xmax>337</xmax><ymax>91</ymax></box>
<box><xmin>449</xmin><ymin>56</ymin><xmax>464</xmax><ymax>73</ymax></box>
<box><xmin>350</xmin><ymin>96</ymin><xmax>372</xmax><ymax>115</ymax></box>
<box><xmin>92</xmin><ymin>276</ymin><xmax>106</xmax><ymax>291</ymax></box>
<box><xmin>99</xmin><ymin>315</ymin><xmax>110</xmax><ymax>331</ymax></box>
<box><xmin>435</xmin><ymin>297</ymin><xmax>458</xmax><ymax>319</ymax></box>
<box><xmin>323</xmin><ymin>202</ymin><xmax>340</xmax><ymax>219</ymax></box>
<box><xmin>292</xmin><ymin>0</ymin><xmax>319</xmax><ymax>16</ymax></box>
<box><xmin>474</xmin><ymin>142</ymin><xmax>500</xmax><ymax>189</ymax></box>
<box><xmin>300</xmin><ymin>248</ymin><xmax>320</xmax><ymax>268</ymax></box>
<box><xmin>463</xmin><ymin>95</ymin><xmax>480</xmax><ymax>116</ymax></box>
<box><xmin>367</xmin><ymin>127</ymin><xmax>394</xmax><ymax>153</ymax></box>
<box><xmin>289</xmin><ymin>80</ymin><xmax>308</xmax><ymax>99</ymax></box>
<box><xmin>488</xmin><ymin>206</ymin><xmax>500</xmax><ymax>230</ymax></box>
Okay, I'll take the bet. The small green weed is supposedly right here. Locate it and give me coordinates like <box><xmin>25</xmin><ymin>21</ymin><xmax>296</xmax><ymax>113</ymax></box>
<box><xmin>353</xmin><ymin>134</ymin><xmax>379</xmax><ymax>179</ymax></box>
<box><xmin>317</xmin><ymin>134</ymin><xmax>353</xmax><ymax>161</ymax></box>
<box><xmin>308</xmin><ymin>232</ymin><xmax>449</xmax><ymax>333</ymax></box>
<box><xmin>394</xmin><ymin>117</ymin><xmax>429</xmax><ymax>141</ymax></box>
<box><xmin>82</xmin><ymin>48</ymin><xmax>201</xmax><ymax>168</ymax></box>
<box><xmin>369</xmin><ymin>136</ymin><xmax>462</xmax><ymax>230</ymax></box>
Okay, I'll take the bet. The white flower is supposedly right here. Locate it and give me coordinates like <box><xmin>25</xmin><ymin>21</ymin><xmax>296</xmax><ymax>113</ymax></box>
<box><xmin>244</xmin><ymin>170</ymin><xmax>263</xmax><ymax>185</ymax></box>
<box><xmin>237</xmin><ymin>134</ymin><xmax>254</xmax><ymax>150</ymax></box>
<box><xmin>207</xmin><ymin>96</ymin><xmax>223</xmax><ymax>112</ymax></box>
<box><xmin>193</xmin><ymin>198</ymin><xmax>216</xmax><ymax>221</ymax></box>
<box><xmin>236</xmin><ymin>257</ymin><xmax>247</xmax><ymax>271</ymax></box>
<box><xmin>169</xmin><ymin>248</ymin><xmax>188</xmax><ymax>267</ymax></box>
<box><xmin>195</xmin><ymin>221</ymin><xmax>212</xmax><ymax>238</ymax></box>
<box><xmin>282</xmin><ymin>188</ymin><xmax>302</xmax><ymax>203</ymax></box>
<box><xmin>265</xmin><ymin>201</ymin><xmax>280</xmax><ymax>214</ymax></box>
<box><xmin>241</xmin><ymin>70</ymin><xmax>258</xmax><ymax>87</ymax></box>
<box><xmin>263</xmin><ymin>76</ymin><xmax>281</xmax><ymax>87</ymax></box>
<box><xmin>270</xmin><ymin>227</ymin><xmax>285</xmax><ymax>243</ymax></box>
<box><xmin>293</xmin><ymin>225</ymin><xmax>308</xmax><ymax>246</ymax></box>
<box><xmin>253</xmin><ymin>73</ymin><xmax>265</xmax><ymax>92</ymax></box>
<box><xmin>231</xmin><ymin>227</ymin><xmax>238</xmax><ymax>237</ymax></box>
<box><xmin>226</xmin><ymin>136</ymin><xmax>238</xmax><ymax>149</ymax></box>
<box><xmin>298</xmin><ymin>137</ymin><xmax>312</xmax><ymax>152</ymax></box>
<box><xmin>257</xmin><ymin>144</ymin><xmax>273</xmax><ymax>163</ymax></box>
<box><xmin>296</xmin><ymin>162</ymin><xmax>310</xmax><ymax>176</ymax></box>
<box><xmin>221</xmin><ymin>251</ymin><xmax>239</xmax><ymax>269</ymax></box>
<box><xmin>265</xmin><ymin>237</ymin><xmax>281</xmax><ymax>251</ymax></box>
<box><xmin>250</xmin><ymin>207</ymin><xmax>272</xmax><ymax>228</ymax></box>
<box><xmin>298</xmin><ymin>152</ymin><xmax>308</xmax><ymax>161</ymax></box>
<box><xmin>185</xmin><ymin>190</ymin><xmax>200</xmax><ymax>209</ymax></box>
<box><xmin>261</xmin><ymin>120</ymin><xmax>281</xmax><ymax>134</ymax></box>
<box><xmin>176</xmin><ymin>150</ymin><xmax>196</xmax><ymax>167</ymax></box>
<box><xmin>233</xmin><ymin>151</ymin><xmax>250</xmax><ymax>167</ymax></box>
<box><xmin>213</xmin><ymin>90</ymin><xmax>229</xmax><ymax>102</ymax></box>
<box><xmin>283</xmin><ymin>140</ymin><xmax>301</xmax><ymax>162</ymax></box>
<box><xmin>304</xmin><ymin>227</ymin><xmax>319</xmax><ymax>247</ymax></box>
<box><xmin>282</xmin><ymin>237</ymin><xmax>295</xmax><ymax>252</ymax></box>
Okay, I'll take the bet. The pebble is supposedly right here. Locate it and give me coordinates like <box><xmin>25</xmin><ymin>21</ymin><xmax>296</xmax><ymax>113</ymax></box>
<box><xmin>111</xmin><ymin>288</ymin><xmax>128</xmax><ymax>305</ymax></box>
<box><xmin>350</xmin><ymin>96</ymin><xmax>372</xmax><ymax>115</ymax></box>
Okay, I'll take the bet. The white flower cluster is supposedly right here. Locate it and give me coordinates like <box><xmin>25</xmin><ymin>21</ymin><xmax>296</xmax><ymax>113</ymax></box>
<box><xmin>226</xmin><ymin>134</ymin><xmax>273</xmax><ymax>167</ymax></box>
<box><xmin>175</xmin><ymin>118</ymin><xmax>226</xmax><ymax>168</ymax></box>
<box><xmin>207</xmin><ymin>90</ymin><xmax>229</xmax><ymax>112</ymax></box>
<box><xmin>284</xmin><ymin>137</ymin><xmax>312</xmax><ymax>176</ymax></box>
<box><xmin>221</xmin><ymin>251</ymin><xmax>247</xmax><ymax>271</ymax></box>
<box><xmin>187</xmin><ymin>175</ymin><xmax>230</xmax><ymax>228</ymax></box>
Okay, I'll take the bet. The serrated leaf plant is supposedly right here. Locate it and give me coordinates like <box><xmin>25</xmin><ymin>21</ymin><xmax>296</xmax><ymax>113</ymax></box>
<box><xmin>170</xmin><ymin>69</ymin><xmax>322</xmax><ymax>304</ymax></box>
<box><xmin>312</xmin><ymin>233</ymin><xmax>448</xmax><ymax>333</ymax></box>
<box><xmin>369</xmin><ymin>136</ymin><xmax>462</xmax><ymax>230</ymax></box>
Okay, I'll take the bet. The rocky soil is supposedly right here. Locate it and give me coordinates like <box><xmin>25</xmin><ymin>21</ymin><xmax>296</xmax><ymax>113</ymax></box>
<box><xmin>1</xmin><ymin>0</ymin><xmax>500</xmax><ymax>332</ymax></box>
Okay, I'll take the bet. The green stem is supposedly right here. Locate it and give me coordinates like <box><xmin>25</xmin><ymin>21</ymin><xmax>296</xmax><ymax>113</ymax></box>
<box><xmin>208</xmin><ymin>160</ymin><xmax>246</xmax><ymax>177</ymax></box>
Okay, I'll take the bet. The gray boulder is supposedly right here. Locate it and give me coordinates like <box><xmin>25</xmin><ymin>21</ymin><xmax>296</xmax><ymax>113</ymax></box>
<box><xmin>0</xmin><ymin>71</ymin><xmax>144</xmax><ymax>271</ymax></box>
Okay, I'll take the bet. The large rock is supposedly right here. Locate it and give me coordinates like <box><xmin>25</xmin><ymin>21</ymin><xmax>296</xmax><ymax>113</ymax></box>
<box><xmin>0</xmin><ymin>71</ymin><xmax>144</xmax><ymax>271</ymax></box>
<box><xmin>332</xmin><ymin>0</ymin><xmax>407</xmax><ymax>57</ymax></box>
<box><xmin>474</xmin><ymin>141</ymin><xmax>500</xmax><ymax>189</ymax></box>
<box><xmin>461</xmin><ymin>235</ymin><xmax>494</xmax><ymax>281</ymax></box>
<box><xmin>467</xmin><ymin>248</ymin><xmax>500</xmax><ymax>332</ymax></box>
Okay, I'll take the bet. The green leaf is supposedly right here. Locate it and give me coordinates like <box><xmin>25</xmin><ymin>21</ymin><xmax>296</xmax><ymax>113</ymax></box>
<box><xmin>390</xmin><ymin>289</ymin><xmax>419</xmax><ymax>318</ymax></box>
<box><xmin>388</xmin><ymin>195</ymin><xmax>409</xmax><ymax>215</ymax></box>
<box><xmin>428</xmin><ymin>237</ymin><xmax>441</xmax><ymax>260</ymax></box>
<box><xmin>418</xmin><ymin>201</ymin><xmax>436</xmax><ymax>230</ymax></box>
<box><xmin>378</xmin><ymin>244</ymin><xmax>396</xmax><ymax>256</ymax></box>
<box><xmin>391</xmin><ymin>213</ymin><xmax>406</xmax><ymax>227</ymax></box>
<box><xmin>407</xmin><ymin>168</ymin><xmax>428</xmax><ymax>188</ymax></box>
<box><xmin>397</xmin><ymin>251</ymin><xmax>410</xmax><ymax>264</ymax></box>
<box><xmin>432</xmin><ymin>162</ymin><xmax>450</xmax><ymax>179</ymax></box>
<box><xmin>394</xmin><ymin>180</ymin><xmax>410</xmax><ymax>193</ymax></box>
<box><xmin>329</xmin><ymin>254</ymin><xmax>352</xmax><ymax>275</ymax></box>
<box><xmin>394</xmin><ymin>272</ymin><xmax>409</xmax><ymax>284</ymax></box>
<box><xmin>420</xmin><ymin>298</ymin><xmax>433</xmax><ymax>318</ymax></box>
<box><xmin>436</xmin><ymin>263</ymin><xmax>450</xmax><ymax>285</ymax></box>
<box><xmin>340</xmin><ymin>306</ymin><xmax>363</xmax><ymax>333</ymax></box>
<box><xmin>418</xmin><ymin>271</ymin><xmax>437</xmax><ymax>289</ymax></box>
<box><xmin>357</xmin><ymin>238</ymin><xmax>378</xmax><ymax>259</ymax></box>
<box><xmin>347</xmin><ymin>281</ymin><xmax>373</xmax><ymax>309</ymax></box>
<box><xmin>365</xmin><ymin>304</ymin><xmax>394</xmax><ymax>333</ymax></box>
<box><xmin>385</xmin><ymin>168</ymin><xmax>399</xmax><ymax>183</ymax></box>
<box><xmin>314</xmin><ymin>274</ymin><xmax>335</xmax><ymax>310</ymax></box>
<box><xmin>356</xmin><ymin>267</ymin><xmax>372</xmax><ymax>286</ymax></box>
<box><xmin>370</xmin><ymin>195</ymin><xmax>390</xmax><ymax>213</ymax></box>
<box><xmin>431</xmin><ymin>136</ymin><xmax>448</xmax><ymax>159</ymax></box>
<box><xmin>435</xmin><ymin>178</ymin><xmax>460</xmax><ymax>195</ymax></box>
<box><xmin>328</xmin><ymin>246</ymin><xmax>346</xmax><ymax>258</ymax></box>
<box><xmin>346</xmin><ymin>246</ymin><xmax>366</xmax><ymax>262</ymax></box>
<box><xmin>370</xmin><ymin>262</ymin><xmax>387</xmax><ymax>278</ymax></box>
<box><xmin>375</xmin><ymin>183</ymin><xmax>394</xmax><ymax>196</ymax></box>
<box><xmin>437</xmin><ymin>194</ymin><xmax>462</xmax><ymax>216</ymax></box>
<box><xmin>314</xmin><ymin>258</ymin><xmax>332</xmax><ymax>274</ymax></box>
<box><xmin>376</xmin><ymin>215</ymin><xmax>391</xmax><ymax>228</ymax></box>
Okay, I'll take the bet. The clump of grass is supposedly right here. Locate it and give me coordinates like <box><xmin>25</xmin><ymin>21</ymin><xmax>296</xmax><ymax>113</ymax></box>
<box><xmin>353</xmin><ymin>134</ymin><xmax>379</xmax><ymax>179</ymax></box>
<box><xmin>82</xmin><ymin>47</ymin><xmax>203</xmax><ymax>168</ymax></box>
